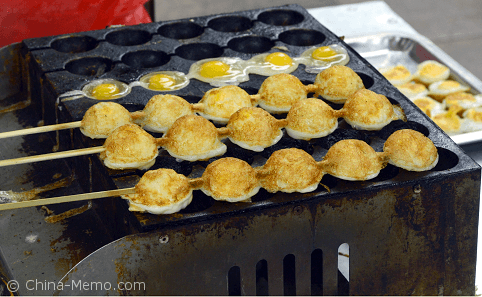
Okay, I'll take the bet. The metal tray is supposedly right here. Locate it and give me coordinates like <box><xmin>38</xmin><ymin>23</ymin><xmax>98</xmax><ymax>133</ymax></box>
<box><xmin>345</xmin><ymin>32</ymin><xmax>482</xmax><ymax>146</ymax></box>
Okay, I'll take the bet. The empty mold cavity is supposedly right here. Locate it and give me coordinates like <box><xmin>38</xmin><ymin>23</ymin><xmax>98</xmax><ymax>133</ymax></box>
<box><xmin>377</xmin><ymin>120</ymin><xmax>429</xmax><ymax>140</ymax></box>
<box><xmin>371</xmin><ymin>164</ymin><xmax>399</xmax><ymax>182</ymax></box>
<box><xmin>431</xmin><ymin>147</ymin><xmax>459</xmax><ymax>171</ymax></box>
<box><xmin>357</xmin><ymin>72</ymin><xmax>375</xmax><ymax>89</ymax></box>
<box><xmin>121</xmin><ymin>50</ymin><xmax>170</xmax><ymax>69</ymax></box>
<box><xmin>278</xmin><ymin>29</ymin><xmax>326</xmax><ymax>46</ymax></box>
<box><xmin>227</xmin><ymin>36</ymin><xmax>274</xmax><ymax>54</ymax></box>
<box><xmin>208</xmin><ymin>16</ymin><xmax>253</xmax><ymax>32</ymax></box>
<box><xmin>51</xmin><ymin>35</ymin><xmax>99</xmax><ymax>53</ymax></box>
<box><xmin>65</xmin><ymin>57</ymin><xmax>113</xmax><ymax>76</ymax></box>
<box><xmin>179</xmin><ymin>191</ymin><xmax>215</xmax><ymax>214</ymax></box>
<box><xmin>175</xmin><ymin>43</ymin><xmax>223</xmax><ymax>61</ymax></box>
<box><xmin>257</xmin><ymin>9</ymin><xmax>304</xmax><ymax>26</ymax></box>
<box><xmin>158</xmin><ymin>22</ymin><xmax>204</xmax><ymax>39</ymax></box>
<box><xmin>105</xmin><ymin>29</ymin><xmax>152</xmax><ymax>46</ymax></box>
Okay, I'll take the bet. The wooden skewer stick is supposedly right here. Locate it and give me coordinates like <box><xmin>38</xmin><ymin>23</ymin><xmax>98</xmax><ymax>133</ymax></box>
<box><xmin>0</xmin><ymin>146</ymin><xmax>105</xmax><ymax>167</ymax></box>
<box><xmin>0</xmin><ymin>121</ymin><xmax>81</xmax><ymax>139</ymax></box>
<box><xmin>0</xmin><ymin>187</ymin><xmax>136</xmax><ymax>211</ymax></box>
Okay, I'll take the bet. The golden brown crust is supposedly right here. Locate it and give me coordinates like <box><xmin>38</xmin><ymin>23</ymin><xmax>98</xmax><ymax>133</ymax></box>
<box><xmin>136</xmin><ymin>94</ymin><xmax>193</xmax><ymax>133</ymax></box>
<box><xmin>286</xmin><ymin>98</ymin><xmax>338</xmax><ymax>136</ymax></box>
<box><xmin>80</xmin><ymin>102</ymin><xmax>133</xmax><ymax>139</ymax></box>
<box><xmin>257</xmin><ymin>73</ymin><xmax>308</xmax><ymax>110</ymax></box>
<box><xmin>383</xmin><ymin>129</ymin><xmax>438</xmax><ymax>171</ymax></box>
<box><xmin>196</xmin><ymin>85</ymin><xmax>253</xmax><ymax>121</ymax></box>
<box><xmin>227</xmin><ymin>107</ymin><xmax>284</xmax><ymax>149</ymax></box>
<box><xmin>320</xmin><ymin>139</ymin><xmax>386</xmax><ymax>180</ymax></box>
<box><xmin>341</xmin><ymin>89</ymin><xmax>399</xmax><ymax>130</ymax></box>
<box><xmin>258</xmin><ymin>148</ymin><xmax>323</xmax><ymax>193</ymax></box>
<box><xmin>201</xmin><ymin>158</ymin><xmax>259</xmax><ymax>201</ymax></box>
<box><xmin>314</xmin><ymin>65</ymin><xmax>364</xmax><ymax>102</ymax></box>
<box><xmin>163</xmin><ymin>114</ymin><xmax>224</xmax><ymax>158</ymax></box>
<box><xmin>126</xmin><ymin>169</ymin><xmax>191</xmax><ymax>208</ymax></box>
<box><xmin>99</xmin><ymin>124</ymin><xmax>158</xmax><ymax>169</ymax></box>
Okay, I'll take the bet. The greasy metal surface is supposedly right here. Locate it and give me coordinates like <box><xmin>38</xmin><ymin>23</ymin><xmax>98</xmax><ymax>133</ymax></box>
<box><xmin>0</xmin><ymin>44</ymin><xmax>119</xmax><ymax>296</ymax></box>
<box><xmin>56</xmin><ymin>169</ymin><xmax>480</xmax><ymax>295</ymax></box>
<box><xmin>0</xmin><ymin>3</ymin><xmax>480</xmax><ymax>296</ymax></box>
<box><xmin>345</xmin><ymin>32</ymin><xmax>482</xmax><ymax>145</ymax></box>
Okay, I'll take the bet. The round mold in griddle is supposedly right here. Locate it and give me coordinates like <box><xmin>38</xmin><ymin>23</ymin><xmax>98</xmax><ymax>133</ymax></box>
<box><xmin>158</xmin><ymin>21</ymin><xmax>204</xmax><ymax>39</ymax></box>
<box><xmin>65</xmin><ymin>57</ymin><xmax>113</xmax><ymax>76</ymax></box>
<box><xmin>430</xmin><ymin>147</ymin><xmax>459</xmax><ymax>172</ymax></box>
<box><xmin>121</xmin><ymin>50</ymin><xmax>170</xmax><ymax>69</ymax></box>
<box><xmin>227</xmin><ymin>36</ymin><xmax>274</xmax><ymax>54</ymax></box>
<box><xmin>105</xmin><ymin>29</ymin><xmax>152</xmax><ymax>46</ymax></box>
<box><xmin>175</xmin><ymin>43</ymin><xmax>224</xmax><ymax>61</ymax></box>
<box><xmin>208</xmin><ymin>16</ymin><xmax>253</xmax><ymax>32</ymax></box>
<box><xmin>357</xmin><ymin>72</ymin><xmax>375</xmax><ymax>89</ymax></box>
<box><xmin>51</xmin><ymin>35</ymin><xmax>99</xmax><ymax>53</ymax></box>
<box><xmin>278</xmin><ymin>29</ymin><xmax>325</xmax><ymax>46</ymax></box>
<box><xmin>376</xmin><ymin>120</ymin><xmax>430</xmax><ymax>140</ymax></box>
<box><xmin>257</xmin><ymin>9</ymin><xmax>305</xmax><ymax>26</ymax></box>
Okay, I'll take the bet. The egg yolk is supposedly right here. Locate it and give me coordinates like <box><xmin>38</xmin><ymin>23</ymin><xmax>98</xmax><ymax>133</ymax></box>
<box><xmin>420</xmin><ymin>64</ymin><xmax>447</xmax><ymax>77</ymax></box>
<box><xmin>91</xmin><ymin>83</ymin><xmax>120</xmax><ymax>100</ymax></box>
<box><xmin>199</xmin><ymin>61</ymin><xmax>231</xmax><ymax>78</ymax></box>
<box><xmin>312</xmin><ymin>46</ymin><xmax>339</xmax><ymax>61</ymax></box>
<box><xmin>438</xmin><ymin>80</ymin><xmax>460</xmax><ymax>90</ymax></box>
<box><xmin>148</xmin><ymin>74</ymin><xmax>176</xmax><ymax>91</ymax></box>
<box><xmin>265</xmin><ymin>52</ymin><xmax>293</xmax><ymax>66</ymax></box>
<box><xmin>466</xmin><ymin>110</ymin><xmax>482</xmax><ymax>122</ymax></box>
<box><xmin>383</xmin><ymin>66</ymin><xmax>411</xmax><ymax>80</ymax></box>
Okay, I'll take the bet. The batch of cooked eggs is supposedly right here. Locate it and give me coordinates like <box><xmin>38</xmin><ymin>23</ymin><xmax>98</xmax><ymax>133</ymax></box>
<box><xmin>19</xmin><ymin>5</ymin><xmax>457</xmax><ymax>223</ymax></box>
<box><xmin>380</xmin><ymin>60</ymin><xmax>482</xmax><ymax>135</ymax></box>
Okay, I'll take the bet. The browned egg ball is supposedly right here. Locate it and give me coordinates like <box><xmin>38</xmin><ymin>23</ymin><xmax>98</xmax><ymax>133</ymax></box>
<box><xmin>258</xmin><ymin>148</ymin><xmax>323</xmax><ymax>193</ymax></box>
<box><xmin>256</xmin><ymin>73</ymin><xmax>309</xmax><ymax>113</ymax></box>
<box><xmin>320</xmin><ymin>139</ymin><xmax>387</xmax><ymax>181</ymax></box>
<box><xmin>226</xmin><ymin>107</ymin><xmax>286</xmax><ymax>152</ymax></box>
<box><xmin>431</xmin><ymin>106</ymin><xmax>464</xmax><ymax>135</ymax></box>
<box><xmin>100</xmin><ymin>124</ymin><xmax>159</xmax><ymax>170</ymax></box>
<box><xmin>122</xmin><ymin>169</ymin><xmax>193</xmax><ymax>214</ymax></box>
<box><xmin>80</xmin><ymin>102</ymin><xmax>133</xmax><ymax>139</ymax></box>
<box><xmin>313</xmin><ymin>65</ymin><xmax>364</xmax><ymax>104</ymax></box>
<box><xmin>133</xmin><ymin>94</ymin><xmax>193</xmax><ymax>133</ymax></box>
<box><xmin>160</xmin><ymin>115</ymin><xmax>227</xmax><ymax>161</ymax></box>
<box><xmin>193</xmin><ymin>85</ymin><xmax>255</xmax><ymax>124</ymax></box>
<box><xmin>339</xmin><ymin>89</ymin><xmax>406</xmax><ymax>130</ymax></box>
<box><xmin>285</xmin><ymin>98</ymin><xmax>338</xmax><ymax>140</ymax></box>
<box><xmin>383</xmin><ymin>129</ymin><xmax>438</xmax><ymax>171</ymax></box>
<box><xmin>198</xmin><ymin>157</ymin><xmax>260</xmax><ymax>202</ymax></box>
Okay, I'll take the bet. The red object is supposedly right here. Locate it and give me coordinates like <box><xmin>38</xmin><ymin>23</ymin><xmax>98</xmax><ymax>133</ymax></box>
<box><xmin>0</xmin><ymin>0</ymin><xmax>152</xmax><ymax>48</ymax></box>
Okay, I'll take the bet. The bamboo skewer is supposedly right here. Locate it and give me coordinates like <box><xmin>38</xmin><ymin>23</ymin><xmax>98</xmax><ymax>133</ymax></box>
<box><xmin>0</xmin><ymin>146</ymin><xmax>105</xmax><ymax>167</ymax></box>
<box><xmin>0</xmin><ymin>121</ymin><xmax>81</xmax><ymax>139</ymax></box>
<box><xmin>0</xmin><ymin>187</ymin><xmax>136</xmax><ymax>211</ymax></box>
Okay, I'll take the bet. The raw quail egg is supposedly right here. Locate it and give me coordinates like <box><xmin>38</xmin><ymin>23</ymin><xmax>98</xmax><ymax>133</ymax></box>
<box><xmin>246</xmin><ymin>52</ymin><xmax>299</xmax><ymax>76</ymax></box>
<box><xmin>187</xmin><ymin>57</ymin><xmax>249</xmax><ymax>87</ymax></box>
<box><xmin>139</xmin><ymin>71</ymin><xmax>189</xmax><ymax>91</ymax></box>
<box><xmin>82</xmin><ymin>79</ymin><xmax>130</xmax><ymax>100</ymax></box>
<box><xmin>298</xmin><ymin>44</ymin><xmax>350</xmax><ymax>74</ymax></box>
